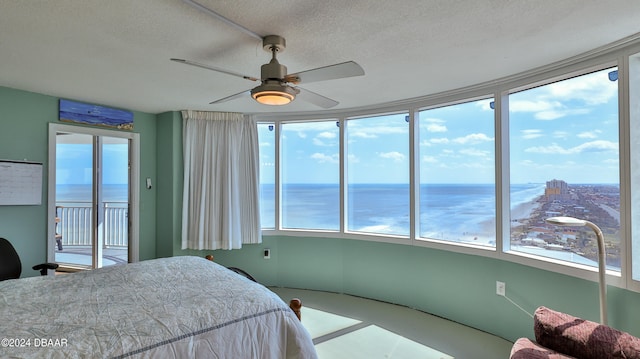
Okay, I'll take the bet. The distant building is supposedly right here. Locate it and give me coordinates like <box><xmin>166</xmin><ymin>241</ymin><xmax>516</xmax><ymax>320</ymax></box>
<box><xmin>545</xmin><ymin>179</ymin><xmax>570</xmax><ymax>201</ymax></box>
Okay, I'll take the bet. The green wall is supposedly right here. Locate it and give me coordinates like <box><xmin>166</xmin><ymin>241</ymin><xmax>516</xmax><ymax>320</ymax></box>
<box><xmin>0</xmin><ymin>86</ymin><xmax>157</xmax><ymax>274</ymax></box>
<box><xmin>155</xmin><ymin>111</ymin><xmax>183</xmax><ymax>258</ymax></box>
<box><xmin>209</xmin><ymin>235</ymin><xmax>640</xmax><ymax>343</ymax></box>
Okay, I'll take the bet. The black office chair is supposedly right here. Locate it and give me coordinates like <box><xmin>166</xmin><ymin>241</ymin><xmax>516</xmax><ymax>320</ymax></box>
<box><xmin>0</xmin><ymin>237</ymin><xmax>59</xmax><ymax>281</ymax></box>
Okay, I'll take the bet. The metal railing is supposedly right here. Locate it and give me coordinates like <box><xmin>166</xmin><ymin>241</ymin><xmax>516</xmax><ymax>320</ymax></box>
<box><xmin>56</xmin><ymin>202</ymin><xmax>128</xmax><ymax>247</ymax></box>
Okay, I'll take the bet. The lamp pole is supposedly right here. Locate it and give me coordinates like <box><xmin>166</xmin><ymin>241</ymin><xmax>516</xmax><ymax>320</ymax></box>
<box><xmin>545</xmin><ymin>216</ymin><xmax>607</xmax><ymax>325</ymax></box>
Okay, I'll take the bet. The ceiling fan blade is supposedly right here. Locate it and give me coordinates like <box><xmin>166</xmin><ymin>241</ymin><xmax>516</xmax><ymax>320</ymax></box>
<box><xmin>285</xmin><ymin>61</ymin><xmax>364</xmax><ymax>85</ymax></box>
<box><xmin>210</xmin><ymin>90</ymin><xmax>250</xmax><ymax>104</ymax></box>
<box><xmin>295</xmin><ymin>87</ymin><xmax>339</xmax><ymax>108</ymax></box>
<box><xmin>171</xmin><ymin>58</ymin><xmax>259</xmax><ymax>82</ymax></box>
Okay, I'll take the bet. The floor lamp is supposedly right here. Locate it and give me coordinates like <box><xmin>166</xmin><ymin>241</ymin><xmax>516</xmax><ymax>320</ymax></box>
<box><xmin>545</xmin><ymin>216</ymin><xmax>607</xmax><ymax>325</ymax></box>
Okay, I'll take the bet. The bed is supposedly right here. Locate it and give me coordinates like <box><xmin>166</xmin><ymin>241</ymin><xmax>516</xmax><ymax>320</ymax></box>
<box><xmin>0</xmin><ymin>256</ymin><xmax>318</xmax><ymax>358</ymax></box>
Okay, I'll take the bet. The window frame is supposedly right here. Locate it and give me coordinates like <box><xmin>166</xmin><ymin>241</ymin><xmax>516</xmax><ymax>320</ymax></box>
<box><xmin>415</xmin><ymin>97</ymin><xmax>497</xmax><ymax>249</ymax></box>
<box><xmin>344</xmin><ymin>111</ymin><xmax>411</xmax><ymax>238</ymax></box>
<box><xmin>503</xmin><ymin>65</ymin><xmax>623</xmax><ymax>283</ymax></box>
<box><xmin>279</xmin><ymin>119</ymin><xmax>342</xmax><ymax>232</ymax></box>
<box><xmin>255</xmin><ymin>39</ymin><xmax>640</xmax><ymax>293</ymax></box>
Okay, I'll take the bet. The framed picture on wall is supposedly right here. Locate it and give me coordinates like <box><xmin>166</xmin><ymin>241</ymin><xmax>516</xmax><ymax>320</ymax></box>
<box><xmin>59</xmin><ymin>99</ymin><xmax>133</xmax><ymax>130</ymax></box>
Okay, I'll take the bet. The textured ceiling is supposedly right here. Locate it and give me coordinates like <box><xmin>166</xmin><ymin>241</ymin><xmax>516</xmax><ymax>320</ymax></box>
<box><xmin>1</xmin><ymin>0</ymin><xmax>639</xmax><ymax>115</ymax></box>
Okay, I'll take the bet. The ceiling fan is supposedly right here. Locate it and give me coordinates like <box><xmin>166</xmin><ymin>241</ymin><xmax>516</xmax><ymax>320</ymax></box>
<box><xmin>171</xmin><ymin>35</ymin><xmax>365</xmax><ymax>108</ymax></box>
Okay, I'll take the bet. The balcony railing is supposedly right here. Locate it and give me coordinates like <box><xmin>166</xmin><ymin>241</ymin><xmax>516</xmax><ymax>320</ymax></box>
<box><xmin>56</xmin><ymin>202</ymin><xmax>128</xmax><ymax>247</ymax></box>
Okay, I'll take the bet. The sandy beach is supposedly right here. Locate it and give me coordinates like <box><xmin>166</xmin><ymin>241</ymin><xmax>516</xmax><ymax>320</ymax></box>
<box><xmin>510</xmin><ymin>195</ymin><xmax>543</xmax><ymax>225</ymax></box>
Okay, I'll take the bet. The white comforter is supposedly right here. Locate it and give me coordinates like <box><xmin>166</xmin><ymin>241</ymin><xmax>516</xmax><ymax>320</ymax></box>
<box><xmin>0</xmin><ymin>256</ymin><xmax>317</xmax><ymax>358</ymax></box>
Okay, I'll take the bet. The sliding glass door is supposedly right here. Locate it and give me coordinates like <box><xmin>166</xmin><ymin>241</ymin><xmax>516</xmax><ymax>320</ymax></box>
<box><xmin>48</xmin><ymin>124</ymin><xmax>139</xmax><ymax>270</ymax></box>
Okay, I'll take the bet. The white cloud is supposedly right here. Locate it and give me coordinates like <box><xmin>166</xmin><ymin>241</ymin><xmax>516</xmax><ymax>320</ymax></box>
<box><xmin>547</xmin><ymin>73</ymin><xmax>617</xmax><ymax>105</ymax></box>
<box><xmin>524</xmin><ymin>140</ymin><xmax>618</xmax><ymax>155</ymax></box>
<box><xmin>310</xmin><ymin>153</ymin><xmax>339</xmax><ymax>163</ymax></box>
<box><xmin>313</xmin><ymin>131</ymin><xmax>338</xmax><ymax>146</ymax></box>
<box><xmin>346</xmin><ymin>121</ymin><xmax>408</xmax><ymax>140</ymax></box>
<box><xmin>452</xmin><ymin>133</ymin><xmax>494</xmax><ymax>144</ymax></box>
<box><xmin>379</xmin><ymin>151</ymin><xmax>406</xmax><ymax>162</ymax></box>
<box><xmin>573</xmin><ymin>140</ymin><xmax>618</xmax><ymax>153</ymax></box>
<box><xmin>430</xmin><ymin>138</ymin><xmax>450</xmax><ymax>144</ymax></box>
<box><xmin>534</xmin><ymin>110</ymin><xmax>565</xmax><ymax>120</ymax></box>
<box><xmin>475</xmin><ymin>99</ymin><xmax>494</xmax><ymax>111</ymax></box>
<box><xmin>510</xmin><ymin>100</ymin><xmax>561</xmax><ymax>113</ymax></box>
<box><xmin>577</xmin><ymin>130</ymin><xmax>601</xmax><ymax>139</ymax></box>
<box><xmin>525</xmin><ymin>144</ymin><xmax>569</xmax><ymax>154</ymax></box>
<box><xmin>535</xmin><ymin>108</ymin><xmax>590</xmax><ymax>121</ymax></box>
<box><xmin>313</xmin><ymin>138</ymin><xmax>327</xmax><ymax>146</ymax></box>
<box><xmin>350</xmin><ymin>131</ymin><xmax>377</xmax><ymax>138</ymax></box>
<box><xmin>317</xmin><ymin>131</ymin><xmax>336</xmax><ymax>139</ymax></box>
<box><xmin>510</xmin><ymin>71</ymin><xmax>616</xmax><ymax>122</ymax></box>
<box><xmin>552</xmin><ymin>131</ymin><xmax>570</xmax><ymax>139</ymax></box>
<box><xmin>459</xmin><ymin>148</ymin><xmax>490</xmax><ymax>157</ymax></box>
<box><xmin>426</xmin><ymin>123</ymin><xmax>448</xmax><ymax>132</ymax></box>
<box><xmin>521</xmin><ymin>129</ymin><xmax>543</xmax><ymax>139</ymax></box>
<box><xmin>422</xmin><ymin>155</ymin><xmax>438</xmax><ymax>163</ymax></box>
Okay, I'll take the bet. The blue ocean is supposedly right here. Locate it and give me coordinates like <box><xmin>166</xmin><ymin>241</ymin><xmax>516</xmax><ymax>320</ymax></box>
<box><xmin>261</xmin><ymin>183</ymin><xmax>546</xmax><ymax>239</ymax></box>
<box><xmin>58</xmin><ymin>182</ymin><xmax>547</xmax><ymax>240</ymax></box>
<box><xmin>56</xmin><ymin>184</ymin><xmax>129</xmax><ymax>203</ymax></box>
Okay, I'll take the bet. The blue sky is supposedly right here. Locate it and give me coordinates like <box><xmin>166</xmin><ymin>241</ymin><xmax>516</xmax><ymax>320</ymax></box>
<box><xmin>509</xmin><ymin>68</ymin><xmax>618</xmax><ymax>184</ymax></box>
<box><xmin>56</xmin><ymin>143</ymin><xmax>129</xmax><ymax>185</ymax></box>
<box><xmin>260</xmin><ymin>67</ymin><xmax>619</xmax><ymax>185</ymax></box>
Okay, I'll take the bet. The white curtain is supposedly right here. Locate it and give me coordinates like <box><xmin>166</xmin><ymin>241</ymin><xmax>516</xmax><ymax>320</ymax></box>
<box><xmin>181</xmin><ymin>111</ymin><xmax>261</xmax><ymax>250</ymax></box>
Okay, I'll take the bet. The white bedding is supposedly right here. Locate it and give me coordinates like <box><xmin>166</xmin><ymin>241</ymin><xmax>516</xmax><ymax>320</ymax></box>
<box><xmin>0</xmin><ymin>256</ymin><xmax>317</xmax><ymax>358</ymax></box>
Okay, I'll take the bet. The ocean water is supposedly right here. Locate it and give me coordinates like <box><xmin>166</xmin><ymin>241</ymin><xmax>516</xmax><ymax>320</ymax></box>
<box><xmin>261</xmin><ymin>183</ymin><xmax>547</xmax><ymax>240</ymax></box>
<box><xmin>56</xmin><ymin>184</ymin><xmax>129</xmax><ymax>203</ymax></box>
<box><xmin>58</xmin><ymin>182</ymin><xmax>546</xmax><ymax>240</ymax></box>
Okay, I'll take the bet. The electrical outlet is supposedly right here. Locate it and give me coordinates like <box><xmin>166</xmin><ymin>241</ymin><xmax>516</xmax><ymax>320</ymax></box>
<box><xmin>263</xmin><ymin>248</ymin><xmax>271</xmax><ymax>259</ymax></box>
<box><xmin>496</xmin><ymin>281</ymin><xmax>506</xmax><ymax>296</ymax></box>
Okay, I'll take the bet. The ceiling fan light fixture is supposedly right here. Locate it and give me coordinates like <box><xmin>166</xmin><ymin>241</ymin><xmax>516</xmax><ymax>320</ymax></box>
<box><xmin>251</xmin><ymin>83</ymin><xmax>298</xmax><ymax>105</ymax></box>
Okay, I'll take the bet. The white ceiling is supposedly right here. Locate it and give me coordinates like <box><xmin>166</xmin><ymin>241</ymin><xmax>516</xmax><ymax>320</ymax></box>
<box><xmin>1</xmin><ymin>1</ymin><xmax>639</xmax><ymax>115</ymax></box>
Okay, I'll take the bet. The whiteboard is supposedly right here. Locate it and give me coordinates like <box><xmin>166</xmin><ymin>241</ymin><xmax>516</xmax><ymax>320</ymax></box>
<box><xmin>0</xmin><ymin>160</ymin><xmax>43</xmax><ymax>205</ymax></box>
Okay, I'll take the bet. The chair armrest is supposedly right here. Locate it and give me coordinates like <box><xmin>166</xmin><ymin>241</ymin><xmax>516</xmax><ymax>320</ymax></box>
<box><xmin>32</xmin><ymin>263</ymin><xmax>59</xmax><ymax>276</ymax></box>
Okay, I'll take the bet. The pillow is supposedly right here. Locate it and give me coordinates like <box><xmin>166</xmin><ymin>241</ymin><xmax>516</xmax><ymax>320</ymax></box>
<box><xmin>534</xmin><ymin>306</ymin><xmax>640</xmax><ymax>359</ymax></box>
<box><xmin>510</xmin><ymin>337</ymin><xmax>575</xmax><ymax>359</ymax></box>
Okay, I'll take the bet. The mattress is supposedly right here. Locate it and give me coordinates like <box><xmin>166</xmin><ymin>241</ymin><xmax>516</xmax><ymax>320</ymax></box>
<box><xmin>0</xmin><ymin>256</ymin><xmax>317</xmax><ymax>358</ymax></box>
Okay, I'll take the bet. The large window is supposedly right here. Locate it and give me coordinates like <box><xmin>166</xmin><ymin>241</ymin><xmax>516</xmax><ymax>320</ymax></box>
<box><xmin>508</xmin><ymin>68</ymin><xmax>621</xmax><ymax>271</ymax></box>
<box><xmin>255</xmin><ymin>43</ymin><xmax>640</xmax><ymax>291</ymax></box>
<box><xmin>630</xmin><ymin>52</ymin><xmax>640</xmax><ymax>282</ymax></box>
<box><xmin>258</xmin><ymin>123</ymin><xmax>275</xmax><ymax>229</ymax></box>
<box><xmin>346</xmin><ymin>113</ymin><xmax>410</xmax><ymax>236</ymax></box>
<box><xmin>280</xmin><ymin>121</ymin><xmax>340</xmax><ymax>230</ymax></box>
<box><xmin>418</xmin><ymin>99</ymin><xmax>496</xmax><ymax>247</ymax></box>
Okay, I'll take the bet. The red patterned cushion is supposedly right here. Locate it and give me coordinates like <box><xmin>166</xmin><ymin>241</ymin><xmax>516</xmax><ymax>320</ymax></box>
<box><xmin>510</xmin><ymin>338</ymin><xmax>575</xmax><ymax>359</ymax></box>
<box><xmin>534</xmin><ymin>306</ymin><xmax>640</xmax><ymax>359</ymax></box>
